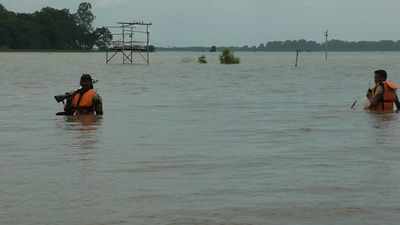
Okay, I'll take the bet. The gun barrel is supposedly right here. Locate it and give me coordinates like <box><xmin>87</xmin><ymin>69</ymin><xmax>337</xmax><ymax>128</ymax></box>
<box><xmin>54</xmin><ymin>95</ymin><xmax>67</xmax><ymax>103</ymax></box>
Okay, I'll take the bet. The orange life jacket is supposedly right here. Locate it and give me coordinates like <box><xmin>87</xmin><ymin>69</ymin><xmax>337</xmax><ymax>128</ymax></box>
<box><xmin>371</xmin><ymin>82</ymin><xmax>396</xmax><ymax>113</ymax></box>
<box><xmin>71</xmin><ymin>89</ymin><xmax>97</xmax><ymax>114</ymax></box>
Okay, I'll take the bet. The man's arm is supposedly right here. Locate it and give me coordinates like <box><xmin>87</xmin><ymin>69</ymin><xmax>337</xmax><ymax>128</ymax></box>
<box><xmin>394</xmin><ymin>92</ymin><xmax>400</xmax><ymax>113</ymax></box>
<box><xmin>368</xmin><ymin>85</ymin><xmax>384</xmax><ymax>108</ymax></box>
<box><xmin>93</xmin><ymin>94</ymin><xmax>103</xmax><ymax>115</ymax></box>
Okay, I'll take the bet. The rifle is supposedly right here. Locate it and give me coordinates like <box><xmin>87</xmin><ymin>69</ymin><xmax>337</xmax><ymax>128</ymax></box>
<box><xmin>54</xmin><ymin>92</ymin><xmax>74</xmax><ymax>116</ymax></box>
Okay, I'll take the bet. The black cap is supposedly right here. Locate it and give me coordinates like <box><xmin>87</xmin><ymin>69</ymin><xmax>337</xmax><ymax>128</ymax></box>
<box><xmin>81</xmin><ymin>74</ymin><xmax>93</xmax><ymax>82</ymax></box>
<box><xmin>374</xmin><ymin>70</ymin><xmax>387</xmax><ymax>80</ymax></box>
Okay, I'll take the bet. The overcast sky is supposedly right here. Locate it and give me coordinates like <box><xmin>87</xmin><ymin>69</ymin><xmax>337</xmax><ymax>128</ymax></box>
<box><xmin>1</xmin><ymin>0</ymin><xmax>399</xmax><ymax>46</ymax></box>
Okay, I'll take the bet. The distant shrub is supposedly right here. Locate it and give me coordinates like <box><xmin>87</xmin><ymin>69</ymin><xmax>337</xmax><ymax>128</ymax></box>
<box><xmin>219</xmin><ymin>48</ymin><xmax>240</xmax><ymax>64</ymax></box>
<box><xmin>210</xmin><ymin>45</ymin><xmax>217</xmax><ymax>52</ymax></box>
<box><xmin>198</xmin><ymin>55</ymin><xmax>207</xmax><ymax>64</ymax></box>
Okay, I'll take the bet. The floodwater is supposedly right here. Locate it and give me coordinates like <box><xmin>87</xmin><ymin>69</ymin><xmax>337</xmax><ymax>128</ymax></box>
<box><xmin>1</xmin><ymin>51</ymin><xmax>400</xmax><ymax>225</ymax></box>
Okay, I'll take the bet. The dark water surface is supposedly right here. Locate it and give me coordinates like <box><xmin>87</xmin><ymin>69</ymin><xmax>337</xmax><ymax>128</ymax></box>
<box><xmin>1</xmin><ymin>52</ymin><xmax>400</xmax><ymax>225</ymax></box>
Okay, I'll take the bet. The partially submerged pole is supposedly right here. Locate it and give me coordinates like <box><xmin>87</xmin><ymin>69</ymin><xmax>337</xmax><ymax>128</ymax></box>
<box><xmin>324</xmin><ymin>30</ymin><xmax>329</xmax><ymax>62</ymax></box>
<box><xmin>295</xmin><ymin>49</ymin><xmax>301</xmax><ymax>67</ymax></box>
<box><xmin>146</xmin><ymin>24</ymin><xmax>150</xmax><ymax>65</ymax></box>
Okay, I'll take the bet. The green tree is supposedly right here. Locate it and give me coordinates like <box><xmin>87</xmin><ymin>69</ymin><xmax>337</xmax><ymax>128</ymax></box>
<box><xmin>93</xmin><ymin>27</ymin><xmax>112</xmax><ymax>50</ymax></box>
<box><xmin>0</xmin><ymin>3</ymin><xmax>109</xmax><ymax>50</ymax></box>
<box><xmin>74</xmin><ymin>2</ymin><xmax>96</xmax><ymax>49</ymax></box>
<box><xmin>33</xmin><ymin>7</ymin><xmax>80</xmax><ymax>49</ymax></box>
<box><xmin>75</xmin><ymin>2</ymin><xmax>94</xmax><ymax>32</ymax></box>
<box><xmin>0</xmin><ymin>4</ymin><xmax>13</xmax><ymax>48</ymax></box>
<box><xmin>0</xmin><ymin>4</ymin><xmax>6</xmax><ymax>13</ymax></box>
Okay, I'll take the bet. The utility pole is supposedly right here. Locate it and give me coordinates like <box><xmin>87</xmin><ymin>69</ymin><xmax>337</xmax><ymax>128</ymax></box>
<box><xmin>324</xmin><ymin>30</ymin><xmax>329</xmax><ymax>62</ymax></box>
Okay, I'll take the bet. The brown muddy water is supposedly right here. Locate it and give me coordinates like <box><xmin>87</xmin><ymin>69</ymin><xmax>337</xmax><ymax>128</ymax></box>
<box><xmin>1</xmin><ymin>52</ymin><xmax>400</xmax><ymax>225</ymax></box>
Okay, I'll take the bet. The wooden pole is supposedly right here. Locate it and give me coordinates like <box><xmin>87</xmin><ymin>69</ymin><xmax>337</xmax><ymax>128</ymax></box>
<box><xmin>295</xmin><ymin>49</ymin><xmax>300</xmax><ymax>67</ymax></box>
<box><xmin>324</xmin><ymin>30</ymin><xmax>328</xmax><ymax>62</ymax></box>
<box><xmin>146</xmin><ymin>25</ymin><xmax>150</xmax><ymax>65</ymax></box>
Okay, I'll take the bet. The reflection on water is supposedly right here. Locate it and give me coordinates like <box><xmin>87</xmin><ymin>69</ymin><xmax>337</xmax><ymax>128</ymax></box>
<box><xmin>64</xmin><ymin>115</ymin><xmax>103</xmax><ymax>128</ymax></box>
<box><xmin>58</xmin><ymin>115</ymin><xmax>105</xmax><ymax>219</ymax></box>
<box><xmin>56</xmin><ymin>115</ymin><xmax>103</xmax><ymax>151</ymax></box>
<box><xmin>367</xmin><ymin>112</ymin><xmax>399</xmax><ymax>129</ymax></box>
<box><xmin>367</xmin><ymin>113</ymin><xmax>399</xmax><ymax>144</ymax></box>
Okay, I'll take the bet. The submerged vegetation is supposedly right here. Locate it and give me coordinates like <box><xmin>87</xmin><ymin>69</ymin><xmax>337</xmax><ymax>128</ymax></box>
<box><xmin>198</xmin><ymin>55</ymin><xmax>207</xmax><ymax>64</ymax></box>
<box><xmin>220</xmin><ymin>48</ymin><xmax>240</xmax><ymax>64</ymax></box>
<box><xmin>0</xmin><ymin>2</ymin><xmax>111</xmax><ymax>50</ymax></box>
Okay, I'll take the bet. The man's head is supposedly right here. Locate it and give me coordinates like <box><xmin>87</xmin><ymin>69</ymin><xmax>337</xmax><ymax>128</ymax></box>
<box><xmin>374</xmin><ymin>70</ymin><xmax>387</xmax><ymax>84</ymax></box>
<box><xmin>80</xmin><ymin>74</ymin><xmax>93</xmax><ymax>90</ymax></box>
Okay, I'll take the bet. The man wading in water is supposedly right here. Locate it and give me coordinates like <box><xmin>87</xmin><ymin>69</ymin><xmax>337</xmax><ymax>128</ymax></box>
<box><xmin>365</xmin><ymin>70</ymin><xmax>400</xmax><ymax>113</ymax></box>
<box><xmin>57</xmin><ymin>74</ymin><xmax>103</xmax><ymax>116</ymax></box>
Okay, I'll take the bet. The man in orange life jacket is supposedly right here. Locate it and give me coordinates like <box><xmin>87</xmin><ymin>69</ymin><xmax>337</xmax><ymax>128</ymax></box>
<box><xmin>366</xmin><ymin>70</ymin><xmax>400</xmax><ymax>113</ymax></box>
<box><xmin>69</xmin><ymin>74</ymin><xmax>103</xmax><ymax>116</ymax></box>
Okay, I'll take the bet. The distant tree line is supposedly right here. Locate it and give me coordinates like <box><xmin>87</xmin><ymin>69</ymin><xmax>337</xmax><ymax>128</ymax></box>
<box><xmin>2</xmin><ymin>3</ymin><xmax>400</xmax><ymax>53</ymax></box>
<box><xmin>158</xmin><ymin>39</ymin><xmax>400</xmax><ymax>52</ymax></box>
<box><xmin>254</xmin><ymin>39</ymin><xmax>400</xmax><ymax>51</ymax></box>
<box><xmin>0</xmin><ymin>2</ymin><xmax>112</xmax><ymax>50</ymax></box>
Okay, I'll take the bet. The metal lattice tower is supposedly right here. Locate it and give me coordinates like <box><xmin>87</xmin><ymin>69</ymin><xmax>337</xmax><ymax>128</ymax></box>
<box><xmin>105</xmin><ymin>21</ymin><xmax>152</xmax><ymax>65</ymax></box>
